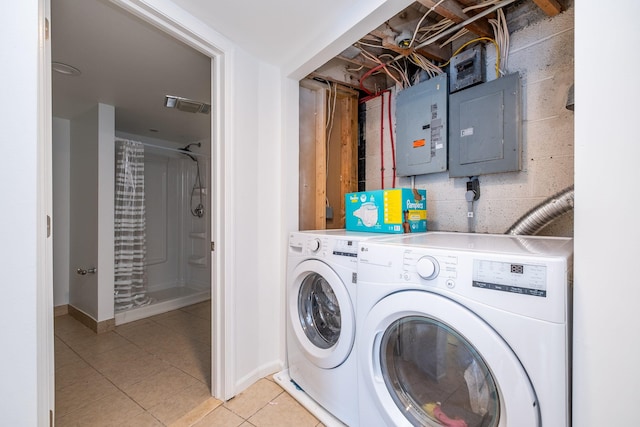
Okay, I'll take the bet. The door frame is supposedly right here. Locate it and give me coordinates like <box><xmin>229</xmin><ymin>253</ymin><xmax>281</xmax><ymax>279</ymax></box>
<box><xmin>109</xmin><ymin>0</ymin><xmax>235</xmax><ymax>400</ymax></box>
<box><xmin>39</xmin><ymin>0</ymin><xmax>236</xmax><ymax>401</ymax></box>
<box><xmin>37</xmin><ymin>0</ymin><xmax>55</xmax><ymax>422</ymax></box>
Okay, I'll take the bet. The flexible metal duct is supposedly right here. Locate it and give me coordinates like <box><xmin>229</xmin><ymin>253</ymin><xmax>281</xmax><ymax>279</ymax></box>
<box><xmin>506</xmin><ymin>185</ymin><xmax>574</xmax><ymax>235</ymax></box>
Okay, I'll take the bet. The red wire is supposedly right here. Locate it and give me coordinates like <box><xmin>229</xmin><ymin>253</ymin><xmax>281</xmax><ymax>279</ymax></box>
<box><xmin>359</xmin><ymin>64</ymin><xmax>386</xmax><ymax>97</ymax></box>
<box><xmin>380</xmin><ymin>94</ymin><xmax>385</xmax><ymax>189</ymax></box>
<box><xmin>357</xmin><ymin>62</ymin><xmax>399</xmax><ymax>189</ymax></box>
<box><xmin>360</xmin><ymin>88</ymin><xmax>399</xmax><ymax>189</ymax></box>
<box><xmin>387</xmin><ymin>90</ymin><xmax>396</xmax><ymax>188</ymax></box>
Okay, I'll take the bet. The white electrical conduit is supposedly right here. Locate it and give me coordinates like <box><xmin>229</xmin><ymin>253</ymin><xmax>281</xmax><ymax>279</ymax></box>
<box><xmin>408</xmin><ymin>0</ymin><xmax>447</xmax><ymax>49</ymax></box>
<box><xmin>506</xmin><ymin>185</ymin><xmax>575</xmax><ymax>235</ymax></box>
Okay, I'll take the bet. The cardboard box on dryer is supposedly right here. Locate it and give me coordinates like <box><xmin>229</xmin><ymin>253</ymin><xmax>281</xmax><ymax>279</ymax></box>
<box><xmin>345</xmin><ymin>188</ymin><xmax>427</xmax><ymax>233</ymax></box>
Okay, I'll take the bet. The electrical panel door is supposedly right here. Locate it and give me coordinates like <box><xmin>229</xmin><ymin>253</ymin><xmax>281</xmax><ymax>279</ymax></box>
<box><xmin>395</xmin><ymin>74</ymin><xmax>448</xmax><ymax>177</ymax></box>
<box><xmin>448</xmin><ymin>72</ymin><xmax>522</xmax><ymax>178</ymax></box>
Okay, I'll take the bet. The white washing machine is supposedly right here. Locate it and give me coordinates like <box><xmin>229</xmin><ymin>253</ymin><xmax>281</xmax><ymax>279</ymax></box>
<box><xmin>283</xmin><ymin>229</ymin><xmax>387</xmax><ymax>427</ymax></box>
<box><xmin>356</xmin><ymin>232</ymin><xmax>573</xmax><ymax>427</ymax></box>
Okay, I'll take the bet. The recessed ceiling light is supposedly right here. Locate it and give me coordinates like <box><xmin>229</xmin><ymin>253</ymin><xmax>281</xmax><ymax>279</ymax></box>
<box><xmin>52</xmin><ymin>62</ymin><xmax>81</xmax><ymax>76</ymax></box>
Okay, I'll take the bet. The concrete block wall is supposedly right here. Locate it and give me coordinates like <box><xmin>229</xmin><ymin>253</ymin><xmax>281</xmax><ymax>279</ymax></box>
<box><xmin>364</xmin><ymin>6</ymin><xmax>574</xmax><ymax>236</ymax></box>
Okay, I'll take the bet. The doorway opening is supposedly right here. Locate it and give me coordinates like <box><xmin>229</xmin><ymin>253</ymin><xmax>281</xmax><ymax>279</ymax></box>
<box><xmin>50</xmin><ymin>0</ymin><xmax>229</xmax><ymax>401</ymax></box>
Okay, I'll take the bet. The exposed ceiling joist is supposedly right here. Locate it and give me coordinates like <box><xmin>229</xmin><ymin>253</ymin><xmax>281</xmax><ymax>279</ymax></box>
<box><xmin>416</xmin><ymin>0</ymin><xmax>494</xmax><ymax>39</ymax></box>
<box><xmin>532</xmin><ymin>0</ymin><xmax>562</xmax><ymax>16</ymax></box>
<box><xmin>310</xmin><ymin>0</ymin><xmax>571</xmax><ymax>92</ymax></box>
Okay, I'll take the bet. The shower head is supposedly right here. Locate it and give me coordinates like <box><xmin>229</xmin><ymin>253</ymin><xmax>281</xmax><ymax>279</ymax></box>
<box><xmin>178</xmin><ymin>142</ymin><xmax>201</xmax><ymax>161</ymax></box>
<box><xmin>180</xmin><ymin>142</ymin><xmax>201</xmax><ymax>151</ymax></box>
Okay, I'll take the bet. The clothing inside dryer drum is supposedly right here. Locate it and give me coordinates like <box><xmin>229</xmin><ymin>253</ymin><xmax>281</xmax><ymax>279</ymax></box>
<box><xmin>298</xmin><ymin>273</ymin><xmax>341</xmax><ymax>349</ymax></box>
<box><xmin>380</xmin><ymin>316</ymin><xmax>499</xmax><ymax>427</ymax></box>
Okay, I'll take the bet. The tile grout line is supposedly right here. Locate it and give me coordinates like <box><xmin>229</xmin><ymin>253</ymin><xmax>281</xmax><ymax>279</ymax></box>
<box><xmin>57</xmin><ymin>304</ymin><xmax>310</xmax><ymax>427</ymax></box>
<box><xmin>56</xmin><ymin>324</ymin><xmax>160</xmax><ymax>423</ymax></box>
<box><xmin>57</xmin><ymin>315</ymin><xmax>203</xmax><ymax>426</ymax></box>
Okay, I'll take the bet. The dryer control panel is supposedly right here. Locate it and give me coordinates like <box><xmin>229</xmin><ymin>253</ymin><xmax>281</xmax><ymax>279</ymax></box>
<box><xmin>472</xmin><ymin>259</ymin><xmax>548</xmax><ymax>297</ymax></box>
<box><xmin>358</xmin><ymin>239</ymin><xmax>570</xmax><ymax>323</ymax></box>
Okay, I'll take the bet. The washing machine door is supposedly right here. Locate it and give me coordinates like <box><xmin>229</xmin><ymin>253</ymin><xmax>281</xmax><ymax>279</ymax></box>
<box><xmin>289</xmin><ymin>259</ymin><xmax>355</xmax><ymax>369</ymax></box>
<box><xmin>361</xmin><ymin>290</ymin><xmax>539</xmax><ymax>427</ymax></box>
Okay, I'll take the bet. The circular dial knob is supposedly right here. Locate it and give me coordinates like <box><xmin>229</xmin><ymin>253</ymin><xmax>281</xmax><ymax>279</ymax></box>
<box><xmin>416</xmin><ymin>256</ymin><xmax>439</xmax><ymax>280</ymax></box>
<box><xmin>309</xmin><ymin>238</ymin><xmax>321</xmax><ymax>252</ymax></box>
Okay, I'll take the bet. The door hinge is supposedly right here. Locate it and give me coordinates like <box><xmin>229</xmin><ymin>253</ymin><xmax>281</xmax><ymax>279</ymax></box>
<box><xmin>45</xmin><ymin>18</ymin><xmax>49</xmax><ymax>40</ymax></box>
<box><xmin>47</xmin><ymin>215</ymin><xmax>51</xmax><ymax>238</ymax></box>
<box><xmin>211</xmin><ymin>241</ymin><xmax>215</xmax><ymax>251</ymax></box>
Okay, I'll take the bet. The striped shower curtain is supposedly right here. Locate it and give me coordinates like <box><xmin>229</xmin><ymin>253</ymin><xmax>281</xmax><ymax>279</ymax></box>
<box><xmin>114</xmin><ymin>139</ymin><xmax>151</xmax><ymax>311</ymax></box>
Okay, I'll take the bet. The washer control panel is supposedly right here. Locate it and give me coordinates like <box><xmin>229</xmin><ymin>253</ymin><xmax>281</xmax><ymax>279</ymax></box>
<box><xmin>416</xmin><ymin>256</ymin><xmax>439</xmax><ymax>279</ymax></box>
<box><xmin>402</xmin><ymin>249</ymin><xmax>458</xmax><ymax>285</ymax></box>
<box><xmin>308</xmin><ymin>238</ymin><xmax>321</xmax><ymax>253</ymax></box>
<box><xmin>289</xmin><ymin>233</ymin><xmax>361</xmax><ymax>260</ymax></box>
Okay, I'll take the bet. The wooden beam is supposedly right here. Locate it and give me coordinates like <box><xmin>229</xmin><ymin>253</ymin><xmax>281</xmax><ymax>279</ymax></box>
<box><xmin>314</xmin><ymin>89</ymin><xmax>327</xmax><ymax>229</ymax></box>
<box><xmin>414</xmin><ymin>45</ymin><xmax>451</xmax><ymax>63</ymax></box>
<box><xmin>339</xmin><ymin>95</ymin><xmax>359</xmax><ymax>227</ymax></box>
<box><xmin>416</xmin><ymin>0</ymin><xmax>494</xmax><ymax>39</ymax></box>
<box><xmin>532</xmin><ymin>0</ymin><xmax>562</xmax><ymax>16</ymax></box>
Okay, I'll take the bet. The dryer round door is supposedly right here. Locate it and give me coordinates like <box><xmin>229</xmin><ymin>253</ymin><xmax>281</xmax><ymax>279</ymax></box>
<box><xmin>289</xmin><ymin>259</ymin><xmax>355</xmax><ymax>369</ymax></box>
<box><xmin>360</xmin><ymin>290</ymin><xmax>539</xmax><ymax>427</ymax></box>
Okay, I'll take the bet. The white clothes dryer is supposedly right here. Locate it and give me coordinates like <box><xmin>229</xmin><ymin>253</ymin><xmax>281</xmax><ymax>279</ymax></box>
<box><xmin>284</xmin><ymin>229</ymin><xmax>387</xmax><ymax>427</ymax></box>
<box><xmin>356</xmin><ymin>232</ymin><xmax>573</xmax><ymax>427</ymax></box>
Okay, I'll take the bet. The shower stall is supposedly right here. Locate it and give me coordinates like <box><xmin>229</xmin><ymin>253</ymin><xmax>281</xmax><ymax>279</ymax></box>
<box><xmin>114</xmin><ymin>139</ymin><xmax>211</xmax><ymax>325</ymax></box>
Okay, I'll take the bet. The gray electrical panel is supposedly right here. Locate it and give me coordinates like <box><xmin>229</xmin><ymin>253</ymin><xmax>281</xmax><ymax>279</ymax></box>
<box><xmin>395</xmin><ymin>73</ymin><xmax>448</xmax><ymax>177</ymax></box>
<box><xmin>448</xmin><ymin>72</ymin><xmax>521</xmax><ymax>178</ymax></box>
<box><xmin>449</xmin><ymin>45</ymin><xmax>485</xmax><ymax>93</ymax></box>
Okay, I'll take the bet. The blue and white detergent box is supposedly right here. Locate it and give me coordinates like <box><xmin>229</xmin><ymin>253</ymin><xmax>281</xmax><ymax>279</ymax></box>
<box><xmin>345</xmin><ymin>188</ymin><xmax>427</xmax><ymax>233</ymax></box>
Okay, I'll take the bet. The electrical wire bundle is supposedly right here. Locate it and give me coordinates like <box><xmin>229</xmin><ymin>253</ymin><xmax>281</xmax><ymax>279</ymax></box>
<box><xmin>488</xmin><ymin>8</ymin><xmax>510</xmax><ymax>75</ymax></box>
<box><xmin>354</xmin><ymin>0</ymin><xmax>511</xmax><ymax>94</ymax></box>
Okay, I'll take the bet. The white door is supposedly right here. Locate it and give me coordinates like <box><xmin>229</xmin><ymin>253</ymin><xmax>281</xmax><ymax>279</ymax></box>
<box><xmin>360</xmin><ymin>290</ymin><xmax>539</xmax><ymax>427</ymax></box>
<box><xmin>289</xmin><ymin>259</ymin><xmax>355</xmax><ymax>369</ymax></box>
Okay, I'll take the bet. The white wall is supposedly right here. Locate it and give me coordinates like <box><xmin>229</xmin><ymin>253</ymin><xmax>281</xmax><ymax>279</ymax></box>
<box><xmin>97</xmin><ymin>104</ymin><xmax>115</xmax><ymax>321</ymax></box>
<box><xmin>68</xmin><ymin>103</ymin><xmax>115</xmax><ymax>322</ymax></box>
<box><xmin>0</xmin><ymin>0</ymin><xmax>43</xmax><ymax>423</ymax></box>
<box><xmin>229</xmin><ymin>50</ymin><xmax>284</xmax><ymax>389</ymax></box>
<box><xmin>53</xmin><ymin>117</ymin><xmax>71</xmax><ymax>306</ymax></box>
<box><xmin>69</xmin><ymin>106</ymin><xmax>98</xmax><ymax>317</ymax></box>
<box><xmin>365</xmin><ymin>8</ymin><xmax>574</xmax><ymax>236</ymax></box>
<box><xmin>573</xmin><ymin>2</ymin><xmax>640</xmax><ymax>425</ymax></box>
<box><xmin>257</xmin><ymin>61</ymin><xmax>284</xmax><ymax>375</ymax></box>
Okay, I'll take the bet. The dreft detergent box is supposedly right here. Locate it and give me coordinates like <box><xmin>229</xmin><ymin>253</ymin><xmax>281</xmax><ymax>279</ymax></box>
<box><xmin>345</xmin><ymin>188</ymin><xmax>427</xmax><ymax>233</ymax></box>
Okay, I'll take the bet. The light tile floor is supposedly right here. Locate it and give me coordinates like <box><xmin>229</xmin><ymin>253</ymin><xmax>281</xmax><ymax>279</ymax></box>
<box><xmin>55</xmin><ymin>301</ymin><xmax>323</xmax><ymax>426</ymax></box>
